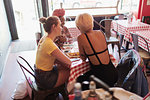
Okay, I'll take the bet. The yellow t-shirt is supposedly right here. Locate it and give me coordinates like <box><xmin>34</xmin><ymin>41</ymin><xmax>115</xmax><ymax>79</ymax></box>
<box><xmin>35</xmin><ymin>37</ymin><xmax>57</xmax><ymax>71</ymax></box>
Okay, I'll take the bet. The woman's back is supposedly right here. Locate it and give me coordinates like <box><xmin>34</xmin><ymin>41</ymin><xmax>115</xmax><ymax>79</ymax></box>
<box><xmin>77</xmin><ymin>30</ymin><xmax>118</xmax><ymax>87</ymax></box>
<box><xmin>76</xmin><ymin>13</ymin><xmax>118</xmax><ymax>87</ymax></box>
<box><xmin>78</xmin><ymin>30</ymin><xmax>110</xmax><ymax>65</ymax></box>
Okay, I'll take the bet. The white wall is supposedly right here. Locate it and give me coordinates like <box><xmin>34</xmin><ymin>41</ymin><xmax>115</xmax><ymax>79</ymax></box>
<box><xmin>0</xmin><ymin>0</ymin><xmax>12</xmax><ymax>78</ymax></box>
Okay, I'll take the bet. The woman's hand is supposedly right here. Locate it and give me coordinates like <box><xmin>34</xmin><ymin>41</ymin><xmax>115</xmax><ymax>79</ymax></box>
<box><xmin>54</xmin><ymin>59</ymin><xmax>71</xmax><ymax>69</ymax></box>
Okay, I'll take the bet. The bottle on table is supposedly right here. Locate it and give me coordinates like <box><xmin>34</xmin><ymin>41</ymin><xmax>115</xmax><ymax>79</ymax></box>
<box><xmin>74</xmin><ymin>82</ymin><xmax>82</xmax><ymax>100</ymax></box>
<box><xmin>85</xmin><ymin>81</ymin><xmax>101</xmax><ymax>100</ymax></box>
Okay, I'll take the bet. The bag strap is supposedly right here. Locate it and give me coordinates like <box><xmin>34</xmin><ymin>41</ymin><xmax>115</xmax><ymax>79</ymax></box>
<box><xmin>84</xmin><ymin>33</ymin><xmax>102</xmax><ymax>65</ymax></box>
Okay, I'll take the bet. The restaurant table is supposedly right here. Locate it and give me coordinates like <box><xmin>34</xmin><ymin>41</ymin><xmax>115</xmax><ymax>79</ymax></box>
<box><xmin>133</xmin><ymin>30</ymin><xmax>150</xmax><ymax>52</ymax></box>
<box><xmin>64</xmin><ymin>23</ymin><xmax>119</xmax><ymax>92</ymax></box>
<box><xmin>69</xmin><ymin>88</ymin><xmax>143</xmax><ymax>100</ymax></box>
<box><xmin>112</xmin><ymin>20</ymin><xmax>150</xmax><ymax>41</ymax></box>
<box><xmin>111</xmin><ymin>20</ymin><xmax>150</xmax><ymax>50</ymax></box>
<box><xmin>81</xmin><ymin>88</ymin><xmax>143</xmax><ymax>100</ymax></box>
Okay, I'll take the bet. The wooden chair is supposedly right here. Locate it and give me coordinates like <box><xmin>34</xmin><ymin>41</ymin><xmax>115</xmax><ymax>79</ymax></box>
<box><xmin>99</xmin><ymin>19</ymin><xmax>121</xmax><ymax>59</ymax></box>
<box><xmin>130</xmin><ymin>32</ymin><xmax>150</xmax><ymax>74</ymax></box>
<box><xmin>142</xmin><ymin>16</ymin><xmax>150</xmax><ymax>25</ymax></box>
<box><xmin>17</xmin><ymin>56</ymin><xmax>69</xmax><ymax>100</ymax></box>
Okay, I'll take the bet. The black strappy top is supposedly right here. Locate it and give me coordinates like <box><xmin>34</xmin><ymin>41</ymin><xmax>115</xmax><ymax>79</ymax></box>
<box><xmin>84</xmin><ymin>33</ymin><xmax>110</xmax><ymax>65</ymax></box>
<box><xmin>82</xmin><ymin>33</ymin><xmax>118</xmax><ymax>87</ymax></box>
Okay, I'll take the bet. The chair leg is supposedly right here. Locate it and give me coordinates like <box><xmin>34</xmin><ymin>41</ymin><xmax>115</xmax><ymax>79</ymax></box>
<box><xmin>112</xmin><ymin>44</ymin><xmax>114</xmax><ymax>52</ymax></box>
<box><xmin>45</xmin><ymin>93</ymin><xmax>58</xmax><ymax>100</ymax></box>
<box><xmin>33</xmin><ymin>89</ymin><xmax>59</xmax><ymax>100</ymax></box>
<box><xmin>60</xmin><ymin>84</ymin><xmax>69</xmax><ymax>100</ymax></box>
<box><xmin>116</xmin><ymin>33</ymin><xmax>119</xmax><ymax>38</ymax></box>
<box><xmin>112</xmin><ymin>43</ymin><xmax>121</xmax><ymax>59</ymax></box>
<box><xmin>143</xmin><ymin>59</ymin><xmax>150</xmax><ymax>75</ymax></box>
<box><xmin>32</xmin><ymin>91</ymin><xmax>34</xmax><ymax>100</ymax></box>
<box><xmin>119</xmin><ymin>34</ymin><xmax>124</xmax><ymax>48</ymax></box>
<box><xmin>146</xmin><ymin>60</ymin><xmax>150</xmax><ymax>69</ymax></box>
<box><xmin>33</xmin><ymin>92</ymin><xmax>47</xmax><ymax>100</ymax></box>
<box><xmin>117</xmin><ymin>42</ymin><xmax>121</xmax><ymax>59</ymax></box>
<box><xmin>146</xmin><ymin>71</ymin><xmax>150</xmax><ymax>74</ymax></box>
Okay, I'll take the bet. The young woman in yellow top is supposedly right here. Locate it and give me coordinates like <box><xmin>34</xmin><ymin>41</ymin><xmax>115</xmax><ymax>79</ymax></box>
<box><xmin>35</xmin><ymin>16</ymin><xmax>71</xmax><ymax>90</ymax></box>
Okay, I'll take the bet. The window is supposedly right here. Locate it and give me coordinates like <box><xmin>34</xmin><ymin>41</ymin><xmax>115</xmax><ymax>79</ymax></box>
<box><xmin>49</xmin><ymin>0</ymin><xmax>139</xmax><ymax>17</ymax></box>
<box><xmin>49</xmin><ymin>0</ymin><xmax>119</xmax><ymax>16</ymax></box>
<box><xmin>12</xmin><ymin>0</ymin><xmax>40</xmax><ymax>40</ymax></box>
<box><xmin>119</xmin><ymin>0</ymin><xmax>139</xmax><ymax>13</ymax></box>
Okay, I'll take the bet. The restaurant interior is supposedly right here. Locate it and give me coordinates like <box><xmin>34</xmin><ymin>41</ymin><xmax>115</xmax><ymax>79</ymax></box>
<box><xmin>0</xmin><ymin>0</ymin><xmax>150</xmax><ymax>100</ymax></box>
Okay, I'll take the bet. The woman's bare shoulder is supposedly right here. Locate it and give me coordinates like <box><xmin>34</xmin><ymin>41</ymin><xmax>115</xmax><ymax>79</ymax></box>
<box><xmin>78</xmin><ymin>33</ymin><xmax>84</xmax><ymax>38</ymax></box>
<box><xmin>93</xmin><ymin>30</ymin><xmax>104</xmax><ymax>36</ymax></box>
<box><xmin>93</xmin><ymin>30</ymin><xmax>102</xmax><ymax>34</ymax></box>
<box><xmin>94</xmin><ymin>30</ymin><xmax>100</xmax><ymax>32</ymax></box>
<box><xmin>77</xmin><ymin>34</ymin><xmax>86</xmax><ymax>42</ymax></box>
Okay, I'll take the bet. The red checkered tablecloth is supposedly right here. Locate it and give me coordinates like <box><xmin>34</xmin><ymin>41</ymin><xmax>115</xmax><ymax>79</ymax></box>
<box><xmin>65</xmin><ymin>21</ymin><xmax>81</xmax><ymax>43</ymax></box>
<box><xmin>68</xmin><ymin>54</ymin><xmax>118</xmax><ymax>84</ymax></box>
<box><xmin>111</xmin><ymin>20</ymin><xmax>150</xmax><ymax>42</ymax></box>
<box><xmin>135</xmin><ymin>30</ymin><xmax>150</xmax><ymax>52</ymax></box>
<box><xmin>68</xmin><ymin>27</ymin><xmax>81</xmax><ymax>38</ymax></box>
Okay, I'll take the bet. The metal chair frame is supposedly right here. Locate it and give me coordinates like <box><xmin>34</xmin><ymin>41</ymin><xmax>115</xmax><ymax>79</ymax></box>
<box><xmin>17</xmin><ymin>56</ymin><xmax>69</xmax><ymax>100</ymax></box>
<box><xmin>130</xmin><ymin>32</ymin><xmax>150</xmax><ymax>74</ymax></box>
<box><xmin>96</xmin><ymin>19</ymin><xmax>121</xmax><ymax>59</ymax></box>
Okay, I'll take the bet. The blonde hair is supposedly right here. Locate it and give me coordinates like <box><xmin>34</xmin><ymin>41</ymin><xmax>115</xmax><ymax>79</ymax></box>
<box><xmin>75</xmin><ymin>13</ymin><xmax>93</xmax><ymax>33</ymax></box>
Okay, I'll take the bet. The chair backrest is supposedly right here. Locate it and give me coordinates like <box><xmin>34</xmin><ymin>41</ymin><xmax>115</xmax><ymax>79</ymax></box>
<box><xmin>115</xmin><ymin>49</ymin><xmax>149</xmax><ymax>97</ymax></box>
<box><xmin>65</xmin><ymin>16</ymin><xmax>72</xmax><ymax>21</ymax></box>
<box><xmin>115</xmin><ymin>49</ymin><xmax>141</xmax><ymax>87</ymax></box>
<box><xmin>17</xmin><ymin>56</ymin><xmax>69</xmax><ymax>100</ymax></box>
<box><xmin>17</xmin><ymin>56</ymin><xmax>36</xmax><ymax>91</ymax></box>
<box><xmin>130</xmin><ymin>32</ymin><xmax>150</xmax><ymax>55</ymax></box>
<box><xmin>99</xmin><ymin>19</ymin><xmax>113</xmax><ymax>39</ymax></box>
<box><xmin>114</xmin><ymin>14</ymin><xmax>126</xmax><ymax>20</ymax></box>
<box><xmin>142</xmin><ymin>16</ymin><xmax>150</xmax><ymax>25</ymax></box>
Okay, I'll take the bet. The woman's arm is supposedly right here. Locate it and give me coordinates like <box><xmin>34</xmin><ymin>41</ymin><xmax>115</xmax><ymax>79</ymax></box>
<box><xmin>77</xmin><ymin>36</ymin><xmax>87</xmax><ymax>61</ymax></box>
<box><xmin>52</xmin><ymin>48</ymin><xmax>72</xmax><ymax>68</ymax></box>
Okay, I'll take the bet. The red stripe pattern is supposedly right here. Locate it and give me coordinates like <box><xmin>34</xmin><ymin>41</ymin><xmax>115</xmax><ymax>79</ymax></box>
<box><xmin>68</xmin><ymin>28</ymin><xmax>81</xmax><ymax>38</ymax></box>
<box><xmin>67</xmin><ymin>27</ymin><xmax>81</xmax><ymax>43</ymax></box>
<box><xmin>135</xmin><ymin>30</ymin><xmax>150</xmax><ymax>52</ymax></box>
<box><xmin>111</xmin><ymin>20</ymin><xmax>150</xmax><ymax>42</ymax></box>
